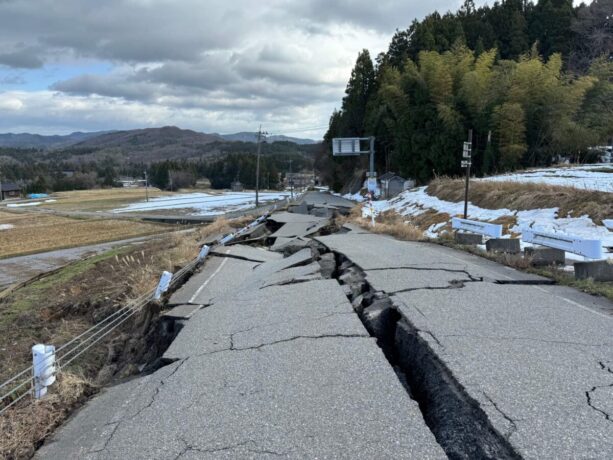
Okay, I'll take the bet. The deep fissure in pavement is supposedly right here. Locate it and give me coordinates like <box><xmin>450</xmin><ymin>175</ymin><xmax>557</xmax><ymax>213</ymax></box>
<box><xmin>330</xmin><ymin>251</ymin><xmax>522</xmax><ymax>460</ymax></box>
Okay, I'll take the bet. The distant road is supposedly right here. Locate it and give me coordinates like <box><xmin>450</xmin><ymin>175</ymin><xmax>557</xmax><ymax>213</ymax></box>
<box><xmin>0</xmin><ymin>233</ymin><xmax>177</xmax><ymax>290</ymax></box>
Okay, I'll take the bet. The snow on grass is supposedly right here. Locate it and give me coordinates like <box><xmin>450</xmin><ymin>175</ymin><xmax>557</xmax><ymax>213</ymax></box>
<box><xmin>358</xmin><ymin>186</ymin><xmax>613</xmax><ymax>260</ymax></box>
<box><xmin>112</xmin><ymin>191</ymin><xmax>290</xmax><ymax>216</ymax></box>
<box><xmin>7</xmin><ymin>201</ymin><xmax>42</xmax><ymax>207</ymax></box>
<box><xmin>0</xmin><ymin>224</ymin><xmax>14</xmax><ymax>231</ymax></box>
<box><xmin>480</xmin><ymin>164</ymin><xmax>613</xmax><ymax>192</ymax></box>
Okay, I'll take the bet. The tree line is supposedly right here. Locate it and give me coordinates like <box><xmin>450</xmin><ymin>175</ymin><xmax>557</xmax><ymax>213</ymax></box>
<box><xmin>320</xmin><ymin>0</ymin><xmax>612</xmax><ymax>188</ymax></box>
<box><xmin>0</xmin><ymin>142</ymin><xmax>314</xmax><ymax>193</ymax></box>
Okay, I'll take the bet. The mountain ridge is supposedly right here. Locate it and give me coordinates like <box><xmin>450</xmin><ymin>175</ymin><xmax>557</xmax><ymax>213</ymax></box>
<box><xmin>0</xmin><ymin>126</ymin><xmax>319</xmax><ymax>150</ymax></box>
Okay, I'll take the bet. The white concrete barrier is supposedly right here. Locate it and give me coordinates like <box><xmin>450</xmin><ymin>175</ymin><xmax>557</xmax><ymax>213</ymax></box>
<box><xmin>452</xmin><ymin>218</ymin><xmax>503</xmax><ymax>238</ymax></box>
<box><xmin>522</xmin><ymin>229</ymin><xmax>602</xmax><ymax>259</ymax></box>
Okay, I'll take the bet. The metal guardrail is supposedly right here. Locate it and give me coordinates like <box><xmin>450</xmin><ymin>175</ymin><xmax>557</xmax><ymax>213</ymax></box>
<box><xmin>522</xmin><ymin>229</ymin><xmax>603</xmax><ymax>259</ymax></box>
<box><xmin>0</xmin><ymin>211</ymin><xmax>272</xmax><ymax>415</ymax></box>
<box><xmin>452</xmin><ymin>217</ymin><xmax>503</xmax><ymax>238</ymax></box>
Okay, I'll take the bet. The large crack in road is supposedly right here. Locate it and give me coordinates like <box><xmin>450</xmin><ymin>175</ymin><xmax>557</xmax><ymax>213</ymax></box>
<box><xmin>330</xmin><ymin>251</ymin><xmax>521</xmax><ymax>460</ymax></box>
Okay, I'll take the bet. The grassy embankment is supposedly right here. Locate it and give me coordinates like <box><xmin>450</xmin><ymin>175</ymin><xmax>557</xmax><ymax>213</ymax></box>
<box><xmin>0</xmin><ymin>216</ymin><xmax>247</xmax><ymax>459</ymax></box>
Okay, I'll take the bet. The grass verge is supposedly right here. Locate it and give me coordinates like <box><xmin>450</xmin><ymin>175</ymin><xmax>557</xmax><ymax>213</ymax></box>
<box><xmin>0</xmin><ymin>215</ymin><xmax>253</xmax><ymax>458</ymax></box>
<box><xmin>426</xmin><ymin>177</ymin><xmax>612</xmax><ymax>224</ymax></box>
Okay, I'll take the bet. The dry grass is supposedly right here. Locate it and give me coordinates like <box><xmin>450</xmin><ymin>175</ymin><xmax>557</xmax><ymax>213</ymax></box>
<box><xmin>427</xmin><ymin>177</ymin><xmax>612</xmax><ymax>224</ymax></box>
<box><xmin>337</xmin><ymin>207</ymin><xmax>425</xmax><ymax>241</ymax></box>
<box><xmin>0</xmin><ymin>215</ymin><xmax>254</xmax><ymax>457</ymax></box>
<box><xmin>0</xmin><ymin>212</ymin><xmax>168</xmax><ymax>259</ymax></box>
<box><xmin>0</xmin><ymin>373</ymin><xmax>95</xmax><ymax>460</ymax></box>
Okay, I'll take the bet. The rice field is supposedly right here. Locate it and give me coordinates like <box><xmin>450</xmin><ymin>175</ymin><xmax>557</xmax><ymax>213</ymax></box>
<box><xmin>0</xmin><ymin>211</ymin><xmax>167</xmax><ymax>259</ymax></box>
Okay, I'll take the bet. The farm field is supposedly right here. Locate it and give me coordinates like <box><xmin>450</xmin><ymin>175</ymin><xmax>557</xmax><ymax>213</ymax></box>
<box><xmin>35</xmin><ymin>188</ymin><xmax>170</xmax><ymax>212</ymax></box>
<box><xmin>0</xmin><ymin>210</ymin><xmax>168</xmax><ymax>259</ymax></box>
<box><xmin>112</xmin><ymin>190</ymin><xmax>291</xmax><ymax>216</ymax></box>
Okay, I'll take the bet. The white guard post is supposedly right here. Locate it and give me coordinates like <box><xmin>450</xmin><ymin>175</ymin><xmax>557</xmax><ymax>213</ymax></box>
<box><xmin>452</xmin><ymin>217</ymin><xmax>502</xmax><ymax>238</ymax></box>
<box><xmin>32</xmin><ymin>344</ymin><xmax>56</xmax><ymax>399</ymax></box>
<box><xmin>522</xmin><ymin>229</ymin><xmax>603</xmax><ymax>259</ymax></box>
<box><xmin>154</xmin><ymin>271</ymin><xmax>173</xmax><ymax>300</ymax></box>
<box><xmin>219</xmin><ymin>233</ymin><xmax>235</xmax><ymax>246</ymax></box>
<box><xmin>198</xmin><ymin>245</ymin><xmax>210</xmax><ymax>262</ymax></box>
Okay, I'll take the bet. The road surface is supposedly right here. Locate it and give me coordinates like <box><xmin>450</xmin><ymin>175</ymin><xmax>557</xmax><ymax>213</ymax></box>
<box><xmin>36</xmin><ymin>207</ymin><xmax>613</xmax><ymax>459</ymax></box>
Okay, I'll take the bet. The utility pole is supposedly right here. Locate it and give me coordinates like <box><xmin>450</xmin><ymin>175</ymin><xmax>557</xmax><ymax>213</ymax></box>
<box><xmin>0</xmin><ymin>165</ymin><xmax>3</xmax><ymax>202</ymax></box>
<box><xmin>144</xmin><ymin>170</ymin><xmax>149</xmax><ymax>202</ymax></box>
<box><xmin>255</xmin><ymin>125</ymin><xmax>267</xmax><ymax>207</ymax></box>
<box><xmin>288</xmin><ymin>158</ymin><xmax>294</xmax><ymax>200</ymax></box>
<box><xmin>462</xmin><ymin>129</ymin><xmax>473</xmax><ymax>219</ymax></box>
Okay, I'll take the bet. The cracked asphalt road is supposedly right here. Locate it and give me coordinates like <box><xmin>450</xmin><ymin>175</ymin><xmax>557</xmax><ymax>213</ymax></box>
<box><xmin>37</xmin><ymin>244</ymin><xmax>445</xmax><ymax>459</ymax></box>
<box><xmin>316</xmin><ymin>231</ymin><xmax>613</xmax><ymax>459</ymax></box>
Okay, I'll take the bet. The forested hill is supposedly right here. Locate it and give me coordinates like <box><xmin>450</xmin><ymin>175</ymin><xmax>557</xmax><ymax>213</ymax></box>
<box><xmin>320</xmin><ymin>0</ymin><xmax>612</xmax><ymax>190</ymax></box>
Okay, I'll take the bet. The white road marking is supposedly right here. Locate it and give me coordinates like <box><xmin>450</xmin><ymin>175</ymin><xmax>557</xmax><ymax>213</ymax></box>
<box><xmin>189</xmin><ymin>249</ymin><xmax>230</xmax><ymax>303</ymax></box>
<box><xmin>532</xmin><ymin>285</ymin><xmax>612</xmax><ymax>320</ymax></box>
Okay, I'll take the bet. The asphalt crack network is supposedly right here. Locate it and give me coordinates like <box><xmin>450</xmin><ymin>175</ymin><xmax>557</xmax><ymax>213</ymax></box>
<box><xmin>386</xmin><ymin>278</ymin><xmax>482</xmax><ymax>295</ymax></box>
<box><xmin>209</xmin><ymin>251</ymin><xmax>268</xmax><ymax>263</ymax></box>
<box><xmin>90</xmin><ymin>359</ymin><xmax>189</xmax><ymax>454</ymax></box>
<box><xmin>366</xmin><ymin>265</ymin><xmax>482</xmax><ymax>281</ymax></box>
<box><xmin>585</xmin><ymin>361</ymin><xmax>613</xmax><ymax>422</ymax></box>
<box><xmin>483</xmin><ymin>392</ymin><xmax>519</xmax><ymax>440</ymax></box>
<box><xmin>173</xmin><ymin>438</ymin><xmax>286</xmax><ymax>459</ymax></box>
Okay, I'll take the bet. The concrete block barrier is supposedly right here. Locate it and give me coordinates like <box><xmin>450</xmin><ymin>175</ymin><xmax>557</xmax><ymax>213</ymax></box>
<box><xmin>574</xmin><ymin>260</ymin><xmax>613</xmax><ymax>282</ymax></box>
<box><xmin>485</xmin><ymin>238</ymin><xmax>520</xmax><ymax>254</ymax></box>
<box><xmin>454</xmin><ymin>232</ymin><xmax>483</xmax><ymax>245</ymax></box>
<box><xmin>524</xmin><ymin>247</ymin><xmax>565</xmax><ymax>266</ymax></box>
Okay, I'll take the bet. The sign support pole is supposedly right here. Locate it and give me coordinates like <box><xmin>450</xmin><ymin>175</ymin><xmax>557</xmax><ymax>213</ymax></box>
<box><xmin>463</xmin><ymin>129</ymin><xmax>472</xmax><ymax>219</ymax></box>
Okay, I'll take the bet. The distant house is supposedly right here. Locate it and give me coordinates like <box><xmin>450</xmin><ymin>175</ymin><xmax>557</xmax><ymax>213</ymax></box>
<box><xmin>0</xmin><ymin>182</ymin><xmax>22</xmax><ymax>200</ymax></box>
<box><xmin>231</xmin><ymin>180</ymin><xmax>244</xmax><ymax>192</ymax></box>
<box><xmin>118</xmin><ymin>176</ymin><xmax>144</xmax><ymax>188</ymax></box>
<box><xmin>379</xmin><ymin>172</ymin><xmax>415</xmax><ymax>198</ymax></box>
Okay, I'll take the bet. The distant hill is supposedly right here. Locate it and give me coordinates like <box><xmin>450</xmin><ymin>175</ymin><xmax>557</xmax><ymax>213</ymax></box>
<box><xmin>220</xmin><ymin>132</ymin><xmax>318</xmax><ymax>145</ymax></box>
<box><xmin>0</xmin><ymin>128</ymin><xmax>318</xmax><ymax>153</ymax></box>
<box><xmin>0</xmin><ymin>131</ymin><xmax>112</xmax><ymax>149</ymax></box>
<box><xmin>74</xmin><ymin>126</ymin><xmax>221</xmax><ymax>149</ymax></box>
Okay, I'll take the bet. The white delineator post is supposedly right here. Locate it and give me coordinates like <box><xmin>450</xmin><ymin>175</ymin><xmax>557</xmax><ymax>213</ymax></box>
<box><xmin>198</xmin><ymin>245</ymin><xmax>210</xmax><ymax>262</ymax></box>
<box><xmin>154</xmin><ymin>271</ymin><xmax>173</xmax><ymax>300</ymax></box>
<box><xmin>32</xmin><ymin>344</ymin><xmax>56</xmax><ymax>399</ymax></box>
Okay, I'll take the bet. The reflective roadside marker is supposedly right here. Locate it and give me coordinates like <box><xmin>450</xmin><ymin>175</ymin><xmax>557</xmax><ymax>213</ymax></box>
<box><xmin>198</xmin><ymin>245</ymin><xmax>210</xmax><ymax>261</ymax></box>
<box><xmin>32</xmin><ymin>344</ymin><xmax>56</xmax><ymax>399</ymax></box>
<box><xmin>154</xmin><ymin>271</ymin><xmax>173</xmax><ymax>300</ymax></box>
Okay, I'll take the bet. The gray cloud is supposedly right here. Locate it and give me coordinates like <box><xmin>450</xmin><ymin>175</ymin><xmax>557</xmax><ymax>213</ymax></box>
<box><xmin>0</xmin><ymin>0</ymin><xmax>476</xmax><ymax>135</ymax></box>
<box><xmin>0</xmin><ymin>47</ymin><xmax>43</xmax><ymax>68</ymax></box>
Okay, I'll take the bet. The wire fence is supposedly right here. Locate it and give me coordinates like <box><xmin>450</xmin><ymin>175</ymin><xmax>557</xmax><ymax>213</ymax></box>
<box><xmin>0</xmin><ymin>210</ymin><xmax>271</xmax><ymax>416</ymax></box>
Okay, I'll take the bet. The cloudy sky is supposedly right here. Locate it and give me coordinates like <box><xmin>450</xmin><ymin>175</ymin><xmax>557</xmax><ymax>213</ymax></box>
<box><xmin>0</xmin><ymin>0</ymin><xmax>502</xmax><ymax>138</ymax></box>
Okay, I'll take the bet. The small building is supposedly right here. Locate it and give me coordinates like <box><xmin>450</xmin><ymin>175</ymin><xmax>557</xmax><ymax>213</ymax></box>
<box><xmin>231</xmin><ymin>180</ymin><xmax>244</xmax><ymax>192</ymax></box>
<box><xmin>118</xmin><ymin>177</ymin><xmax>144</xmax><ymax>188</ymax></box>
<box><xmin>0</xmin><ymin>182</ymin><xmax>22</xmax><ymax>200</ymax></box>
<box><xmin>380</xmin><ymin>172</ymin><xmax>415</xmax><ymax>198</ymax></box>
